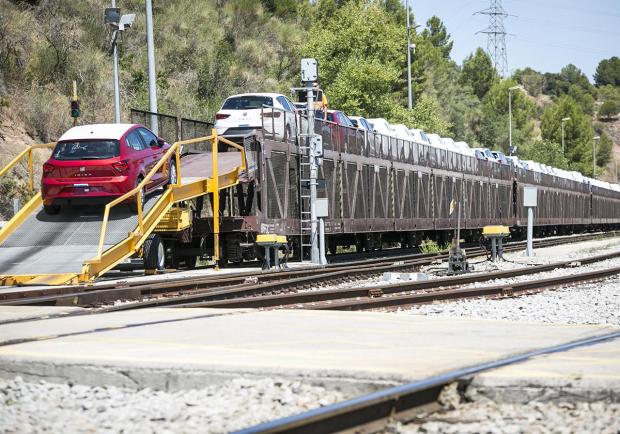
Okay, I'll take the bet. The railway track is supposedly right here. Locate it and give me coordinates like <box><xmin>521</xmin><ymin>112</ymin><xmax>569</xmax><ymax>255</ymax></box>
<box><xmin>235</xmin><ymin>330</ymin><xmax>620</xmax><ymax>434</ymax></box>
<box><xmin>2</xmin><ymin>231</ymin><xmax>618</xmax><ymax>309</ymax></box>
<box><xmin>165</xmin><ymin>249</ymin><xmax>620</xmax><ymax>310</ymax></box>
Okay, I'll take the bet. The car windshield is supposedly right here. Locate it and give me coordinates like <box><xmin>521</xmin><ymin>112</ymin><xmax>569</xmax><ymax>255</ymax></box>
<box><xmin>222</xmin><ymin>96</ymin><xmax>273</xmax><ymax>110</ymax></box>
<box><xmin>52</xmin><ymin>140</ymin><xmax>120</xmax><ymax>160</ymax></box>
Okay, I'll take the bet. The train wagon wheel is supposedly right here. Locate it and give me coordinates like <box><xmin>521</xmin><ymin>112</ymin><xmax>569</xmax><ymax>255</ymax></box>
<box><xmin>143</xmin><ymin>233</ymin><xmax>165</xmax><ymax>270</ymax></box>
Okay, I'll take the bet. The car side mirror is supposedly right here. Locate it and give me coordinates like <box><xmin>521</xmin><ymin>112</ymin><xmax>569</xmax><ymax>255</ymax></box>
<box><xmin>156</xmin><ymin>138</ymin><xmax>165</xmax><ymax>147</ymax></box>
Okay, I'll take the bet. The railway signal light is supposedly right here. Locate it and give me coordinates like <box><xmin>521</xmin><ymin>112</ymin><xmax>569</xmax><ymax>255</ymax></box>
<box><xmin>70</xmin><ymin>100</ymin><xmax>80</xmax><ymax>119</ymax></box>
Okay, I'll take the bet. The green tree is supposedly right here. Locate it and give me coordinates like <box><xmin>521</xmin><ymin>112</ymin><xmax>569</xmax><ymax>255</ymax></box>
<box><xmin>303</xmin><ymin>1</ymin><xmax>405</xmax><ymax>118</ymax></box>
<box><xmin>391</xmin><ymin>94</ymin><xmax>451</xmax><ymax>136</ymax></box>
<box><xmin>540</xmin><ymin>95</ymin><xmax>598</xmax><ymax>175</ymax></box>
<box><xmin>519</xmin><ymin>139</ymin><xmax>569</xmax><ymax>170</ymax></box>
<box><xmin>478</xmin><ymin>80</ymin><xmax>535</xmax><ymax>154</ymax></box>
<box><xmin>594</xmin><ymin>56</ymin><xmax>620</xmax><ymax>87</ymax></box>
<box><xmin>513</xmin><ymin>67</ymin><xmax>544</xmax><ymax>97</ymax></box>
<box><xmin>460</xmin><ymin>48</ymin><xmax>498</xmax><ymax>100</ymax></box>
<box><xmin>421</xmin><ymin>16</ymin><xmax>453</xmax><ymax>58</ymax></box>
<box><xmin>598</xmin><ymin>100</ymin><xmax>620</xmax><ymax>120</ymax></box>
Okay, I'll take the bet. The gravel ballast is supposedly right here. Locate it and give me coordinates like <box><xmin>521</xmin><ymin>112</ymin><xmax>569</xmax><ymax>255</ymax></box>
<box><xmin>0</xmin><ymin>376</ymin><xmax>345</xmax><ymax>434</ymax></box>
<box><xmin>392</xmin><ymin>399</ymin><xmax>620</xmax><ymax>434</ymax></box>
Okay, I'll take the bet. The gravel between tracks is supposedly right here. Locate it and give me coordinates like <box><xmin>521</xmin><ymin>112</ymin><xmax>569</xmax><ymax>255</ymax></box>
<box><xmin>389</xmin><ymin>389</ymin><xmax>620</xmax><ymax>434</ymax></box>
<box><xmin>0</xmin><ymin>376</ymin><xmax>345</xmax><ymax>434</ymax></box>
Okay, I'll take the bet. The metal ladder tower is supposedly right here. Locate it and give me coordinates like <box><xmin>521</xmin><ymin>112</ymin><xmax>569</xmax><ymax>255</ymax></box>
<box><xmin>298</xmin><ymin>137</ymin><xmax>313</xmax><ymax>260</ymax></box>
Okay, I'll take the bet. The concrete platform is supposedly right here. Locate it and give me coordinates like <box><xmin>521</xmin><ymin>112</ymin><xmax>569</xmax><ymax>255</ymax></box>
<box><xmin>0</xmin><ymin>307</ymin><xmax>618</xmax><ymax>394</ymax></box>
<box><xmin>0</xmin><ymin>306</ymin><xmax>84</xmax><ymax>324</ymax></box>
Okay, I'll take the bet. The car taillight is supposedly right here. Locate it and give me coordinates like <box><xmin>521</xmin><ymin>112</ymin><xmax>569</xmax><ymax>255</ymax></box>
<box><xmin>43</xmin><ymin>163</ymin><xmax>55</xmax><ymax>175</ymax></box>
<box><xmin>262</xmin><ymin>111</ymin><xmax>281</xmax><ymax>118</ymax></box>
<box><xmin>112</xmin><ymin>161</ymin><xmax>129</xmax><ymax>173</ymax></box>
<box><xmin>215</xmin><ymin>113</ymin><xmax>230</xmax><ymax>120</ymax></box>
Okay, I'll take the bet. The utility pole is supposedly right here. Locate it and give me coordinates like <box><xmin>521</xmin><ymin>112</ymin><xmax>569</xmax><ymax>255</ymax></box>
<box><xmin>105</xmin><ymin>3</ymin><xmax>135</xmax><ymax>124</ymax></box>
<box><xmin>508</xmin><ymin>85</ymin><xmax>521</xmax><ymax>156</ymax></box>
<box><xmin>145</xmin><ymin>0</ymin><xmax>158</xmax><ymax>135</ymax></box>
<box><xmin>406</xmin><ymin>0</ymin><xmax>412</xmax><ymax>109</ymax></box>
<box><xmin>593</xmin><ymin>136</ymin><xmax>600</xmax><ymax>178</ymax></box>
<box><xmin>111</xmin><ymin>0</ymin><xmax>121</xmax><ymax>123</ymax></box>
<box><xmin>561</xmin><ymin>117</ymin><xmax>570</xmax><ymax>154</ymax></box>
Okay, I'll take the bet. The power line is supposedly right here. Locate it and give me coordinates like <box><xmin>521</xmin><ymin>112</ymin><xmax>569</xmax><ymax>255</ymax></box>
<box><xmin>476</xmin><ymin>0</ymin><xmax>509</xmax><ymax>77</ymax></box>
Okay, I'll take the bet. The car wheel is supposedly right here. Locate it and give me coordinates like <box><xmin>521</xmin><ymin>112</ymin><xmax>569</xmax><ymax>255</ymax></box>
<box><xmin>129</xmin><ymin>178</ymin><xmax>145</xmax><ymax>212</ymax></box>
<box><xmin>167</xmin><ymin>160</ymin><xmax>177</xmax><ymax>186</ymax></box>
<box><xmin>143</xmin><ymin>233</ymin><xmax>165</xmax><ymax>270</ymax></box>
<box><xmin>43</xmin><ymin>205</ymin><xmax>60</xmax><ymax>215</ymax></box>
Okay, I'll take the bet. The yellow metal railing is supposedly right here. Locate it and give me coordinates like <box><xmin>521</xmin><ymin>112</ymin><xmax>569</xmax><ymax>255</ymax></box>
<box><xmin>91</xmin><ymin>129</ymin><xmax>247</xmax><ymax>269</ymax></box>
<box><xmin>0</xmin><ymin>142</ymin><xmax>56</xmax><ymax>191</ymax></box>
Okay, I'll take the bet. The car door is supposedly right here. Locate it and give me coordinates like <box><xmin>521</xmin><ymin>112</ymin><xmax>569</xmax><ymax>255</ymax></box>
<box><xmin>124</xmin><ymin>130</ymin><xmax>150</xmax><ymax>186</ymax></box>
<box><xmin>137</xmin><ymin>128</ymin><xmax>165</xmax><ymax>188</ymax></box>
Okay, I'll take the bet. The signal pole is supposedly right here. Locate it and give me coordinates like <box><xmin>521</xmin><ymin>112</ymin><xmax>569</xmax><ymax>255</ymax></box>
<box><xmin>111</xmin><ymin>0</ymin><xmax>121</xmax><ymax>123</ymax></box>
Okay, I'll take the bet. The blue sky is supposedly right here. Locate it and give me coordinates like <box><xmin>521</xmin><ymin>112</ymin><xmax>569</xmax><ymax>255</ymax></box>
<box><xmin>409</xmin><ymin>0</ymin><xmax>620</xmax><ymax>81</ymax></box>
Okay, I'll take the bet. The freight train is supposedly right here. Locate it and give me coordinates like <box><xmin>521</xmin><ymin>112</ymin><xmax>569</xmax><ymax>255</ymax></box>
<box><xmin>134</xmin><ymin>109</ymin><xmax>620</xmax><ymax>266</ymax></box>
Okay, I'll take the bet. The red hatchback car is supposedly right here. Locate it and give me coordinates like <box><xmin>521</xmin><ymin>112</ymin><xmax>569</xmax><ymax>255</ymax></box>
<box><xmin>41</xmin><ymin>124</ymin><xmax>174</xmax><ymax>214</ymax></box>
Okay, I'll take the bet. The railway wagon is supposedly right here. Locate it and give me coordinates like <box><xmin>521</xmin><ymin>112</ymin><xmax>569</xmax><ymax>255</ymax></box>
<box><xmin>135</xmin><ymin>110</ymin><xmax>620</xmax><ymax>265</ymax></box>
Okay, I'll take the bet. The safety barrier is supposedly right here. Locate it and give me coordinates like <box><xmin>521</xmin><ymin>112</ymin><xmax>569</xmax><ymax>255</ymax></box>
<box><xmin>0</xmin><ymin>142</ymin><xmax>56</xmax><ymax>245</ymax></box>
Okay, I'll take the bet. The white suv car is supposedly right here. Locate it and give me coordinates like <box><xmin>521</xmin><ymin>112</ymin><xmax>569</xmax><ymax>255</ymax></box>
<box><xmin>215</xmin><ymin>93</ymin><xmax>298</xmax><ymax>142</ymax></box>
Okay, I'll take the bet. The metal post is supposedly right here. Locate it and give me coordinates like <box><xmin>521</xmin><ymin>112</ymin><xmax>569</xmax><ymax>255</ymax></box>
<box><xmin>111</xmin><ymin>0</ymin><xmax>121</xmax><ymax>124</ymax></box>
<box><xmin>456</xmin><ymin>200</ymin><xmax>461</xmax><ymax>249</ymax></box>
<box><xmin>406</xmin><ymin>0</ymin><xmax>412</xmax><ymax>109</ymax></box>
<box><xmin>12</xmin><ymin>198</ymin><xmax>19</xmax><ymax>216</ymax></box>
<box><xmin>508</xmin><ymin>89</ymin><xmax>512</xmax><ymax>156</ymax></box>
<box><xmin>319</xmin><ymin>218</ymin><xmax>327</xmax><ymax>265</ymax></box>
<box><xmin>525</xmin><ymin>207</ymin><xmax>535</xmax><ymax>257</ymax></box>
<box><xmin>306</xmin><ymin>82</ymin><xmax>319</xmax><ymax>264</ymax></box>
<box><xmin>145</xmin><ymin>0</ymin><xmax>158</xmax><ymax>134</ymax></box>
<box><xmin>212</xmin><ymin>129</ymin><xmax>220</xmax><ymax>270</ymax></box>
<box><xmin>561</xmin><ymin>121</ymin><xmax>565</xmax><ymax>154</ymax></box>
<box><xmin>593</xmin><ymin>136</ymin><xmax>600</xmax><ymax>178</ymax></box>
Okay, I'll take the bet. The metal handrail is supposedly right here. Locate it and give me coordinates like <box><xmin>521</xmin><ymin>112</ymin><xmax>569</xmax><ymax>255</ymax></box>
<box><xmin>0</xmin><ymin>142</ymin><xmax>56</xmax><ymax>191</ymax></box>
<box><xmin>94</xmin><ymin>132</ymin><xmax>247</xmax><ymax>260</ymax></box>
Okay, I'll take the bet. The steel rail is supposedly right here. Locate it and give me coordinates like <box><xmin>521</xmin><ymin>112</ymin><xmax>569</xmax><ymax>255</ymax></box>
<box><xmin>2</xmin><ymin>230</ymin><xmax>614</xmax><ymax>304</ymax></box>
<box><xmin>165</xmin><ymin>249</ymin><xmax>620</xmax><ymax>310</ymax></box>
<box><xmin>3</xmin><ymin>231</ymin><xmax>619</xmax><ymax>308</ymax></box>
<box><xmin>235</xmin><ymin>330</ymin><xmax>620</xmax><ymax>434</ymax></box>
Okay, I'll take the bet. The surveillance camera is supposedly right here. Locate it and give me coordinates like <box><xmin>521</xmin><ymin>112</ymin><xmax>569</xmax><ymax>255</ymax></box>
<box><xmin>119</xmin><ymin>13</ymin><xmax>136</xmax><ymax>31</ymax></box>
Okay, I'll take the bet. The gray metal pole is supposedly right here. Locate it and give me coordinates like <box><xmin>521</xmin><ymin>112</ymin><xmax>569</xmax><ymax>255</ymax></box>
<box><xmin>508</xmin><ymin>89</ymin><xmax>512</xmax><ymax>156</ymax></box>
<box><xmin>306</xmin><ymin>83</ymin><xmax>319</xmax><ymax>264</ymax></box>
<box><xmin>319</xmin><ymin>218</ymin><xmax>327</xmax><ymax>265</ymax></box>
<box><xmin>111</xmin><ymin>0</ymin><xmax>121</xmax><ymax>123</ymax></box>
<box><xmin>593</xmin><ymin>137</ymin><xmax>598</xmax><ymax>178</ymax></box>
<box><xmin>145</xmin><ymin>0</ymin><xmax>158</xmax><ymax>134</ymax></box>
<box><xmin>406</xmin><ymin>0</ymin><xmax>412</xmax><ymax>109</ymax></box>
<box><xmin>561</xmin><ymin>121</ymin><xmax>565</xmax><ymax>154</ymax></box>
<box><xmin>525</xmin><ymin>207</ymin><xmax>535</xmax><ymax>257</ymax></box>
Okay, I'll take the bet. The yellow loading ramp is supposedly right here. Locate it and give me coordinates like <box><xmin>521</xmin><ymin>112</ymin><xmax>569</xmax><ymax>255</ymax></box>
<box><xmin>0</xmin><ymin>132</ymin><xmax>246</xmax><ymax>286</ymax></box>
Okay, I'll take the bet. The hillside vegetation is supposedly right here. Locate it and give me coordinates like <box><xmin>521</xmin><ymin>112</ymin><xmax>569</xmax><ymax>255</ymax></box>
<box><xmin>0</xmin><ymin>0</ymin><xmax>619</xmax><ymax>218</ymax></box>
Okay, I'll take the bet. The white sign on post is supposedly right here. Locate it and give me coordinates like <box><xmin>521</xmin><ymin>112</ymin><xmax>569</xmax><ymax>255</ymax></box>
<box><xmin>523</xmin><ymin>186</ymin><xmax>537</xmax><ymax>257</ymax></box>
<box><xmin>523</xmin><ymin>187</ymin><xmax>538</xmax><ymax>207</ymax></box>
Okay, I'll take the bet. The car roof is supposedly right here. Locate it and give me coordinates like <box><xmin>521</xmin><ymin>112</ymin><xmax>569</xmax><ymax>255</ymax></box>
<box><xmin>226</xmin><ymin>92</ymin><xmax>285</xmax><ymax>99</ymax></box>
<box><xmin>58</xmin><ymin>124</ymin><xmax>138</xmax><ymax>141</ymax></box>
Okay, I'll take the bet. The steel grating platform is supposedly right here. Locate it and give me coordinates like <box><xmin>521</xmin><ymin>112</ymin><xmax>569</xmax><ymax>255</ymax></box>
<box><xmin>0</xmin><ymin>194</ymin><xmax>160</xmax><ymax>275</ymax></box>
